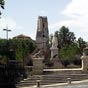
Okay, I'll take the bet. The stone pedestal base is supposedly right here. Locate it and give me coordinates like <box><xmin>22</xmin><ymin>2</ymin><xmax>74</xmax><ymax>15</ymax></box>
<box><xmin>51</xmin><ymin>57</ymin><xmax>63</xmax><ymax>69</ymax></box>
<box><xmin>81</xmin><ymin>56</ymin><xmax>88</xmax><ymax>72</ymax></box>
<box><xmin>32</xmin><ymin>57</ymin><xmax>43</xmax><ymax>75</ymax></box>
<box><xmin>53</xmin><ymin>61</ymin><xmax>63</xmax><ymax>69</ymax></box>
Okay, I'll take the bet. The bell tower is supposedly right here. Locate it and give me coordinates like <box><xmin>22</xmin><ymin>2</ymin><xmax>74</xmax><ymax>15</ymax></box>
<box><xmin>36</xmin><ymin>16</ymin><xmax>49</xmax><ymax>52</ymax></box>
<box><xmin>35</xmin><ymin>16</ymin><xmax>49</xmax><ymax>60</ymax></box>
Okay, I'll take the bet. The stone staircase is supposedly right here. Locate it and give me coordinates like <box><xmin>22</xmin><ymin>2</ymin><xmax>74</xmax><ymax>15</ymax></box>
<box><xmin>43</xmin><ymin>68</ymin><xmax>83</xmax><ymax>75</ymax></box>
<box><xmin>16</xmin><ymin>74</ymin><xmax>88</xmax><ymax>87</ymax></box>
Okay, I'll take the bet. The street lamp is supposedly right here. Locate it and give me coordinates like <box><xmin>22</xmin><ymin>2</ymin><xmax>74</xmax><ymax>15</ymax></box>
<box><xmin>2</xmin><ymin>26</ymin><xmax>19</xmax><ymax>88</ymax></box>
<box><xmin>3</xmin><ymin>26</ymin><xmax>11</xmax><ymax>64</ymax></box>
<box><xmin>3</xmin><ymin>26</ymin><xmax>11</xmax><ymax>40</ymax></box>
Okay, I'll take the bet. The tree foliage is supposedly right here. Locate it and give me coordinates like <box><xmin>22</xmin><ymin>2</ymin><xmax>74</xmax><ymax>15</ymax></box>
<box><xmin>59</xmin><ymin>43</ymin><xmax>79</xmax><ymax>60</ymax></box>
<box><xmin>77</xmin><ymin>37</ymin><xmax>86</xmax><ymax>52</ymax></box>
<box><xmin>59</xmin><ymin>43</ymin><xmax>81</xmax><ymax>67</ymax></box>
<box><xmin>0</xmin><ymin>0</ymin><xmax>4</xmax><ymax>9</ymax></box>
<box><xmin>0</xmin><ymin>38</ymin><xmax>36</xmax><ymax>64</ymax></box>
<box><xmin>52</xmin><ymin>26</ymin><xmax>86</xmax><ymax>67</ymax></box>
<box><xmin>58</xmin><ymin>26</ymin><xmax>76</xmax><ymax>48</ymax></box>
<box><xmin>0</xmin><ymin>0</ymin><xmax>5</xmax><ymax>15</ymax></box>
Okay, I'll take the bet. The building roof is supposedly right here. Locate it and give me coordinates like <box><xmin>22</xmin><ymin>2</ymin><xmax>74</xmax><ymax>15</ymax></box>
<box><xmin>13</xmin><ymin>34</ymin><xmax>31</xmax><ymax>39</ymax></box>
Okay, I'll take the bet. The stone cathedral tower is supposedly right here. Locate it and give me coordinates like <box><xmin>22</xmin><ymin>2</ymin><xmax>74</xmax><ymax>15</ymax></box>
<box><xmin>33</xmin><ymin>16</ymin><xmax>49</xmax><ymax>60</ymax></box>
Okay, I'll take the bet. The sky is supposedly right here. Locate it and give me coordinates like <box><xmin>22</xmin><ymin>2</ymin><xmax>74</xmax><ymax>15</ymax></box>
<box><xmin>0</xmin><ymin>0</ymin><xmax>88</xmax><ymax>41</ymax></box>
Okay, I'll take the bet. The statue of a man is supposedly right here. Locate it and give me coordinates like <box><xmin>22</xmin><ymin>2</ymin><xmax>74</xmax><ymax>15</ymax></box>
<box><xmin>52</xmin><ymin>36</ymin><xmax>58</xmax><ymax>48</ymax></box>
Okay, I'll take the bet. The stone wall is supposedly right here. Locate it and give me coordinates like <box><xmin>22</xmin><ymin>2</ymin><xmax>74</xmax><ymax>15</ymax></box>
<box><xmin>32</xmin><ymin>57</ymin><xmax>43</xmax><ymax>75</ymax></box>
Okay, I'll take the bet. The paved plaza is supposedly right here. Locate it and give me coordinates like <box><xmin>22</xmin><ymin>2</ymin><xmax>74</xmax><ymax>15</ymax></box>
<box><xmin>18</xmin><ymin>79</ymin><xmax>88</xmax><ymax>88</ymax></box>
<box><xmin>19</xmin><ymin>84</ymin><xmax>88</xmax><ymax>88</ymax></box>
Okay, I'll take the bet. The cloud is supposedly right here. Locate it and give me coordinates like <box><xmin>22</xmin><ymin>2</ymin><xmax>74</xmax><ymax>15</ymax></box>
<box><xmin>0</xmin><ymin>17</ymin><xmax>23</xmax><ymax>38</ymax></box>
<box><xmin>0</xmin><ymin>17</ymin><xmax>23</xmax><ymax>30</ymax></box>
<box><xmin>61</xmin><ymin>0</ymin><xmax>88</xmax><ymax>41</ymax></box>
<box><xmin>39</xmin><ymin>10</ymin><xmax>47</xmax><ymax>16</ymax></box>
<box><xmin>49</xmin><ymin>0</ymin><xmax>88</xmax><ymax>41</ymax></box>
<box><xmin>62</xmin><ymin>0</ymin><xmax>88</xmax><ymax>18</ymax></box>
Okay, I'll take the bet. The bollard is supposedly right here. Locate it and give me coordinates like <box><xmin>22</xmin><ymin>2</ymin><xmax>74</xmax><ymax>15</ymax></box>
<box><xmin>36</xmin><ymin>80</ymin><xmax>41</xmax><ymax>87</ymax></box>
<box><xmin>67</xmin><ymin>78</ymin><xmax>71</xmax><ymax>84</ymax></box>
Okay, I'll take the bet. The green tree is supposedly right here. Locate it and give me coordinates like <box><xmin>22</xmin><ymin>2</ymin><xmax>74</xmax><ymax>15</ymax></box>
<box><xmin>77</xmin><ymin>37</ymin><xmax>86</xmax><ymax>53</ymax></box>
<box><xmin>54</xmin><ymin>31</ymin><xmax>58</xmax><ymax>37</ymax></box>
<box><xmin>58</xmin><ymin>26</ymin><xmax>76</xmax><ymax>48</ymax></box>
<box><xmin>59</xmin><ymin>43</ymin><xmax>79</xmax><ymax>60</ymax></box>
<box><xmin>77</xmin><ymin>37</ymin><xmax>86</xmax><ymax>48</ymax></box>
<box><xmin>11</xmin><ymin>39</ymin><xmax>36</xmax><ymax>60</ymax></box>
<box><xmin>0</xmin><ymin>0</ymin><xmax>5</xmax><ymax>15</ymax></box>
<box><xmin>0</xmin><ymin>38</ymin><xmax>36</xmax><ymax>65</ymax></box>
<box><xmin>53</xmin><ymin>26</ymin><xmax>84</xmax><ymax>67</ymax></box>
<box><xmin>0</xmin><ymin>0</ymin><xmax>4</xmax><ymax>8</ymax></box>
<box><xmin>59</xmin><ymin>43</ymin><xmax>80</xmax><ymax>67</ymax></box>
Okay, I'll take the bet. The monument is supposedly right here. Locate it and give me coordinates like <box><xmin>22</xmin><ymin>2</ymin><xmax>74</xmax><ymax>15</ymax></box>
<box><xmin>50</xmin><ymin>36</ymin><xmax>58</xmax><ymax>60</ymax></box>
<box><xmin>33</xmin><ymin>16</ymin><xmax>49</xmax><ymax>61</ymax></box>
<box><xmin>50</xmin><ymin>36</ymin><xmax>62</xmax><ymax>68</ymax></box>
<box><xmin>81</xmin><ymin>47</ymin><xmax>88</xmax><ymax>72</ymax></box>
<box><xmin>32</xmin><ymin>16</ymin><xmax>49</xmax><ymax>74</ymax></box>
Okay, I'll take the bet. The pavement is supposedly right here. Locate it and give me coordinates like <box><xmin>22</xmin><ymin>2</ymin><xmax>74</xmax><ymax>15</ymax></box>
<box><xmin>18</xmin><ymin>68</ymin><xmax>88</xmax><ymax>88</ymax></box>
<box><xmin>18</xmin><ymin>79</ymin><xmax>88</xmax><ymax>88</ymax></box>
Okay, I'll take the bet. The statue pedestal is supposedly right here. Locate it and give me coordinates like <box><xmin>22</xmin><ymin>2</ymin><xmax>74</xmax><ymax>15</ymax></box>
<box><xmin>51</xmin><ymin>57</ymin><xmax>63</xmax><ymax>69</ymax></box>
<box><xmin>81</xmin><ymin>56</ymin><xmax>88</xmax><ymax>72</ymax></box>
<box><xmin>50</xmin><ymin>48</ymin><xmax>58</xmax><ymax>59</ymax></box>
<box><xmin>32</xmin><ymin>57</ymin><xmax>43</xmax><ymax>75</ymax></box>
<box><xmin>81</xmin><ymin>47</ymin><xmax>88</xmax><ymax>73</ymax></box>
<box><xmin>50</xmin><ymin>48</ymin><xmax>63</xmax><ymax>69</ymax></box>
<box><xmin>53</xmin><ymin>61</ymin><xmax>63</xmax><ymax>69</ymax></box>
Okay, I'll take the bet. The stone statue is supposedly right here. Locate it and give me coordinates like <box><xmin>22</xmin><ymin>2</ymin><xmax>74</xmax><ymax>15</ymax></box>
<box><xmin>50</xmin><ymin>36</ymin><xmax>58</xmax><ymax>60</ymax></box>
<box><xmin>52</xmin><ymin>36</ymin><xmax>58</xmax><ymax>48</ymax></box>
<box><xmin>83</xmin><ymin>47</ymin><xmax>88</xmax><ymax>56</ymax></box>
<box><xmin>50</xmin><ymin>36</ymin><xmax>63</xmax><ymax>68</ymax></box>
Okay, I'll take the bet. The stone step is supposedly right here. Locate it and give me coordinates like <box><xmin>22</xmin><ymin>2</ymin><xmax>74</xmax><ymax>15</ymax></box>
<box><xmin>20</xmin><ymin>76</ymin><xmax>88</xmax><ymax>82</ymax></box>
<box><xmin>43</xmin><ymin>69</ymin><xmax>83</xmax><ymax>75</ymax></box>
<box><xmin>17</xmin><ymin>74</ymin><xmax>88</xmax><ymax>87</ymax></box>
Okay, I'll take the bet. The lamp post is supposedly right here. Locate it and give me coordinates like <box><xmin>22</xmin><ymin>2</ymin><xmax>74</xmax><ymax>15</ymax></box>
<box><xmin>3</xmin><ymin>26</ymin><xmax>11</xmax><ymax>63</ymax></box>
<box><xmin>2</xmin><ymin>27</ymin><xmax>18</xmax><ymax>88</ymax></box>
<box><xmin>3</xmin><ymin>26</ymin><xmax>11</xmax><ymax>40</ymax></box>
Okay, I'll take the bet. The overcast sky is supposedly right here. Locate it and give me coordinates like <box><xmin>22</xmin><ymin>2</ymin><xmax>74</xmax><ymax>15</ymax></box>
<box><xmin>0</xmin><ymin>0</ymin><xmax>88</xmax><ymax>41</ymax></box>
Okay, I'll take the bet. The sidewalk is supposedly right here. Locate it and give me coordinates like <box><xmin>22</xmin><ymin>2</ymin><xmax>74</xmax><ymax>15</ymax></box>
<box><xmin>19</xmin><ymin>79</ymin><xmax>88</xmax><ymax>88</ymax></box>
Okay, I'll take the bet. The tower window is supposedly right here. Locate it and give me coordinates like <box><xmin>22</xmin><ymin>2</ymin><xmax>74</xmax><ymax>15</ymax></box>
<box><xmin>42</xmin><ymin>34</ymin><xmax>45</xmax><ymax>37</ymax></box>
<box><xmin>43</xmin><ymin>23</ymin><xmax>45</xmax><ymax>28</ymax></box>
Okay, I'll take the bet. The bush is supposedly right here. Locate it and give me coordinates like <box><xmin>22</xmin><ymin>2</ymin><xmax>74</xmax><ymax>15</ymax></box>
<box><xmin>61</xmin><ymin>60</ymin><xmax>70</xmax><ymax>67</ymax></box>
